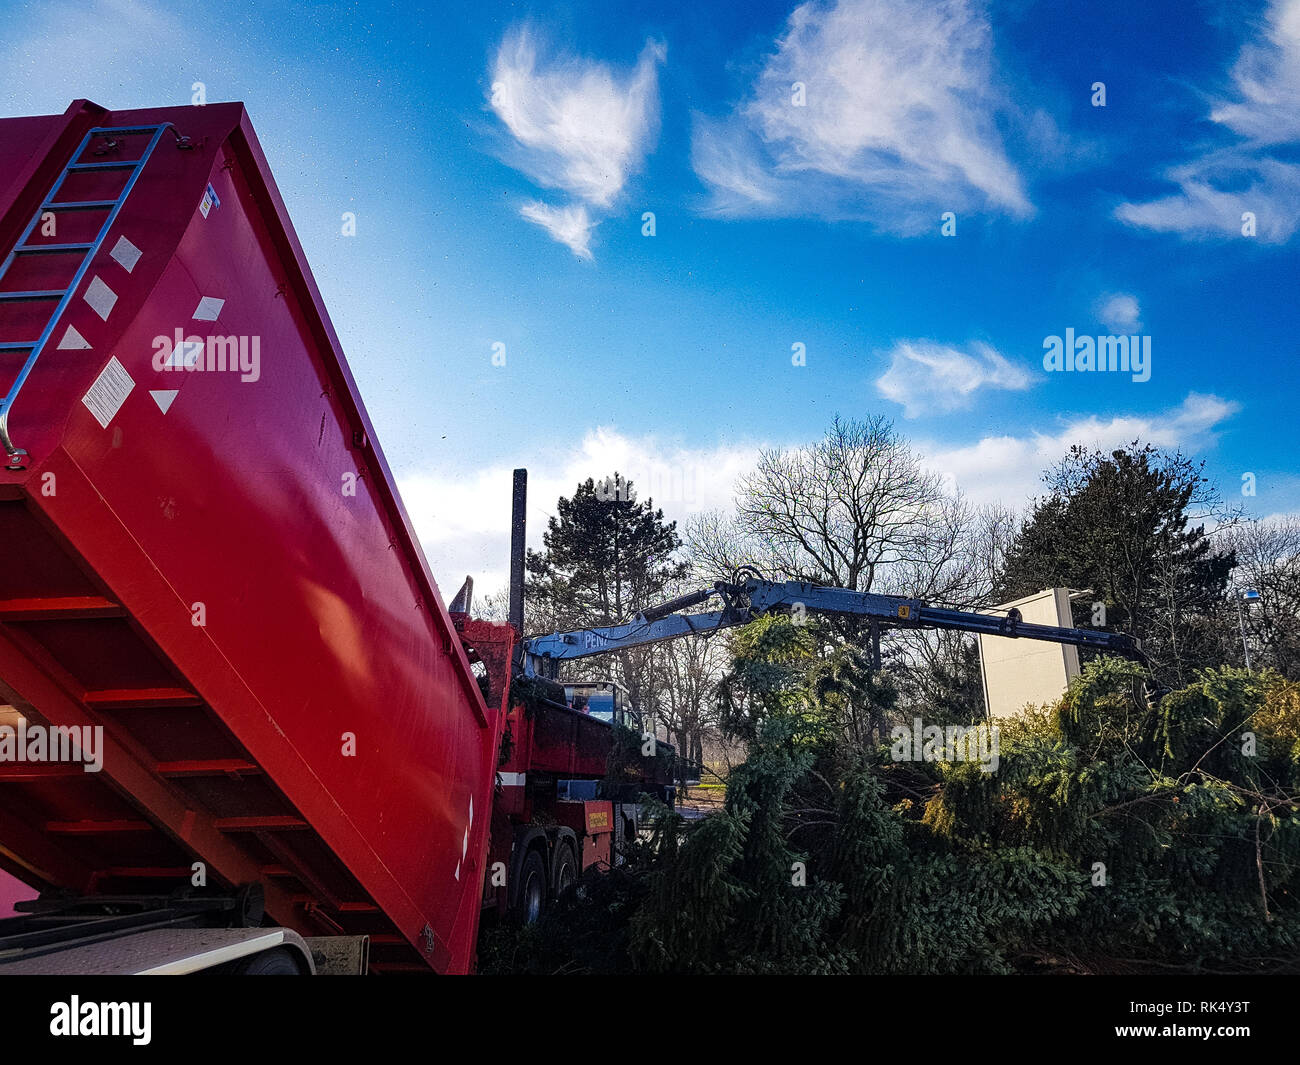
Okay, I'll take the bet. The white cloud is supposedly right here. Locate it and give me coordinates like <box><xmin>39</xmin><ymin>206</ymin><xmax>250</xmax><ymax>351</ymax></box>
<box><xmin>1096</xmin><ymin>292</ymin><xmax>1142</xmax><ymax>333</ymax></box>
<box><xmin>398</xmin><ymin>428</ymin><xmax>761</xmax><ymax>601</ymax></box>
<box><xmin>488</xmin><ymin>26</ymin><xmax>664</xmax><ymax>257</ymax></box>
<box><xmin>875</xmin><ymin>340</ymin><xmax>1033</xmax><ymax>418</ymax></box>
<box><xmin>1117</xmin><ymin>0</ymin><xmax>1300</xmax><ymax>244</ymax></box>
<box><xmin>406</xmin><ymin>396</ymin><xmax>1243</xmax><ymax>604</ymax></box>
<box><xmin>691</xmin><ymin>0</ymin><xmax>1032</xmax><ymax>231</ymax></box>
<box><xmin>518</xmin><ymin>202</ymin><xmax>595</xmax><ymax>259</ymax></box>
<box><xmin>1116</xmin><ymin>151</ymin><xmax>1300</xmax><ymax>243</ymax></box>
<box><xmin>1210</xmin><ymin>0</ymin><xmax>1300</xmax><ymax>144</ymax></box>
<box><xmin>921</xmin><ymin>392</ymin><xmax>1240</xmax><ymax>508</ymax></box>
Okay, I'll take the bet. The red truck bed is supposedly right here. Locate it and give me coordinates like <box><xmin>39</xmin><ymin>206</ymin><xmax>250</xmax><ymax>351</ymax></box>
<box><xmin>0</xmin><ymin>101</ymin><xmax>511</xmax><ymax>973</ymax></box>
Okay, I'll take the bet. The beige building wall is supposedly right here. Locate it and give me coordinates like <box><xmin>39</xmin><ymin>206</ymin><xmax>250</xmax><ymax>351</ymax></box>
<box><xmin>978</xmin><ymin>588</ymin><xmax>1081</xmax><ymax>718</ymax></box>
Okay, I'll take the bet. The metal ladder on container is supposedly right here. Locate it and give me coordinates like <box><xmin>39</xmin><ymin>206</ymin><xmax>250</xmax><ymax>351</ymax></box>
<box><xmin>0</xmin><ymin>122</ymin><xmax>188</xmax><ymax>470</ymax></box>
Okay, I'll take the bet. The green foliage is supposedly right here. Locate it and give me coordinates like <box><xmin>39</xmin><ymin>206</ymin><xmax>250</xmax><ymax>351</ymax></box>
<box><xmin>808</xmin><ymin>641</ymin><xmax>901</xmax><ymax>748</ymax></box>
<box><xmin>476</xmin><ymin>863</ymin><xmax>652</xmax><ymax>975</ymax></box>
<box><xmin>715</xmin><ymin>614</ymin><xmax>818</xmax><ymax>741</ymax></box>
<box><xmin>998</xmin><ymin>442</ymin><xmax>1235</xmax><ymax>687</ymax></box>
<box><xmin>507</xmin><ymin>672</ymin><xmax>565</xmax><ymax>720</ymax></box>
<box><xmin>525</xmin><ymin>474</ymin><xmax>688</xmax><ymax>630</ymax></box>
<box><xmin>605</xmin><ymin>722</ymin><xmax>674</xmax><ymax>787</ymax></box>
<box><xmin>1256</xmin><ymin>675</ymin><xmax>1300</xmax><ymax>771</ymax></box>
<box><xmin>523</xmin><ymin>473</ymin><xmax>689</xmax><ymax>712</ymax></box>
<box><xmin>486</xmin><ymin>652</ymin><xmax>1300</xmax><ymax>974</ymax></box>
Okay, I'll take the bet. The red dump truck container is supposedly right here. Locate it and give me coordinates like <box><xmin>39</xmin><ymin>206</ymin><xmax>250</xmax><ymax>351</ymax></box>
<box><xmin>0</xmin><ymin>101</ymin><xmax>511</xmax><ymax>973</ymax></box>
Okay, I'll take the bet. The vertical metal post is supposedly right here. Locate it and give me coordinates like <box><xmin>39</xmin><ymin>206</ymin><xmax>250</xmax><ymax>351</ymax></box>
<box><xmin>509</xmin><ymin>468</ymin><xmax>527</xmax><ymax>636</ymax></box>
<box><xmin>1237</xmin><ymin>598</ymin><xmax>1253</xmax><ymax>672</ymax></box>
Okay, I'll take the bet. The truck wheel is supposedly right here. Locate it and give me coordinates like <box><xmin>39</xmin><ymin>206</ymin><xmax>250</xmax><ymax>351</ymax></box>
<box><xmin>517</xmin><ymin>849</ymin><xmax>546</xmax><ymax>926</ymax></box>
<box><xmin>210</xmin><ymin>947</ymin><xmax>303</xmax><ymax>975</ymax></box>
<box><xmin>551</xmin><ymin>841</ymin><xmax>578</xmax><ymax>901</ymax></box>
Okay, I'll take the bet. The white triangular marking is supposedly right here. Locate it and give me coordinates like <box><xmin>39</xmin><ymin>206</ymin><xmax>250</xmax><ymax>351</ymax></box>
<box><xmin>150</xmin><ymin>389</ymin><xmax>179</xmax><ymax>414</ymax></box>
<box><xmin>58</xmin><ymin>325</ymin><xmax>91</xmax><ymax>350</ymax></box>
<box><xmin>462</xmin><ymin>828</ymin><xmax>469</xmax><ymax>860</ymax></box>
<box><xmin>453</xmin><ymin>862</ymin><xmax>460</xmax><ymax>881</ymax></box>
<box><xmin>469</xmin><ymin>795</ymin><xmax>474</xmax><ymax>828</ymax></box>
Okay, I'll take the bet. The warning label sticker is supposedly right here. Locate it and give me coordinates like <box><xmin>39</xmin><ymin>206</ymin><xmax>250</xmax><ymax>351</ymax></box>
<box><xmin>199</xmin><ymin>183</ymin><xmax>221</xmax><ymax>219</ymax></box>
<box><xmin>81</xmin><ymin>356</ymin><xmax>135</xmax><ymax>429</ymax></box>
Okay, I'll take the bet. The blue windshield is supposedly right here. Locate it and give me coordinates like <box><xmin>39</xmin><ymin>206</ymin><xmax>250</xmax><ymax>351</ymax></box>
<box><xmin>584</xmin><ymin>693</ymin><xmax>615</xmax><ymax>721</ymax></box>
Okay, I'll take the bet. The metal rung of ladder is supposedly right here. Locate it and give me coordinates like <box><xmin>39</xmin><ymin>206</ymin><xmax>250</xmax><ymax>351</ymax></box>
<box><xmin>66</xmin><ymin>161</ymin><xmax>142</xmax><ymax>172</ymax></box>
<box><xmin>0</xmin><ymin>122</ymin><xmax>178</xmax><ymax>470</ymax></box>
<box><xmin>12</xmin><ymin>243</ymin><xmax>96</xmax><ymax>255</ymax></box>
<box><xmin>40</xmin><ymin>200</ymin><xmax>120</xmax><ymax>211</ymax></box>
<box><xmin>89</xmin><ymin>126</ymin><xmax>169</xmax><ymax>137</ymax></box>
<box><xmin>0</xmin><ymin>291</ymin><xmax>66</xmax><ymax>301</ymax></box>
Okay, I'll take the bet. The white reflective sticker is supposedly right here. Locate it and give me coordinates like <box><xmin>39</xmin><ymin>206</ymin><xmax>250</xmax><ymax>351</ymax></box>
<box><xmin>110</xmin><ymin>236</ymin><xmax>142</xmax><ymax>273</ymax></box>
<box><xmin>164</xmin><ymin>338</ymin><xmax>203</xmax><ymax>370</ymax></box>
<box><xmin>193</xmin><ymin>296</ymin><xmax>224</xmax><ymax>321</ymax></box>
<box><xmin>81</xmin><ymin>356</ymin><xmax>134</xmax><ymax>429</ymax></box>
<box><xmin>58</xmin><ymin>325</ymin><xmax>91</xmax><ymax>350</ymax></box>
<box><xmin>83</xmin><ymin>276</ymin><xmax>117</xmax><ymax>321</ymax></box>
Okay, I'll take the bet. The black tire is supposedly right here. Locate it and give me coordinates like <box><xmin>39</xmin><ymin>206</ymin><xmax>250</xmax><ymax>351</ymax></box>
<box><xmin>516</xmin><ymin>849</ymin><xmax>547</xmax><ymax>926</ymax></box>
<box><xmin>551</xmin><ymin>841</ymin><xmax>578</xmax><ymax>901</ymax></box>
<box><xmin>209</xmin><ymin>947</ymin><xmax>304</xmax><ymax>975</ymax></box>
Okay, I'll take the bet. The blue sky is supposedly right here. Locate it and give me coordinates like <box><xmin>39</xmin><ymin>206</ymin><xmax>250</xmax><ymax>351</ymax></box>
<box><xmin>3</xmin><ymin>0</ymin><xmax>1298</xmax><ymax>595</ymax></box>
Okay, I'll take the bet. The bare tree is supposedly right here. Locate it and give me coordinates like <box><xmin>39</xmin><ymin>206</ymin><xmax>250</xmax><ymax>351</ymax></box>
<box><xmin>656</xmin><ymin>621</ymin><xmax>729</xmax><ymax>782</ymax></box>
<box><xmin>1221</xmin><ymin>516</ymin><xmax>1300</xmax><ymax>677</ymax></box>
<box><xmin>686</xmin><ymin>416</ymin><xmax>1030</xmax><ymax>736</ymax></box>
<box><xmin>472</xmin><ymin>587</ymin><xmax>511</xmax><ymax>624</ymax></box>
<box><xmin>880</xmin><ymin>501</ymin><xmax>1021</xmax><ymax>720</ymax></box>
<box><xmin>726</xmin><ymin>415</ymin><xmax>952</xmax><ymax>592</ymax></box>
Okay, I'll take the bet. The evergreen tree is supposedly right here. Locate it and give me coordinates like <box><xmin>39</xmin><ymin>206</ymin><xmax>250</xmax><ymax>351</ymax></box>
<box><xmin>484</xmin><ymin>649</ymin><xmax>1300</xmax><ymax>974</ymax></box>
<box><xmin>525</xmin><ymin>474</ymin><xmax>688</xmax><ymax>714</ymax></box>
<box><xmin>999</xmin><ymin>442</ymin><xmax>1235</xmax><ymax>685</ymax></box>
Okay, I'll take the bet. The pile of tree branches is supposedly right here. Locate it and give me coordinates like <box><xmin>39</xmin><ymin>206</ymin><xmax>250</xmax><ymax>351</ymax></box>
<box><xmin>485</xmin><ymin>653</ymin><xmax>1300</xmax><ymax>975</ymax></box>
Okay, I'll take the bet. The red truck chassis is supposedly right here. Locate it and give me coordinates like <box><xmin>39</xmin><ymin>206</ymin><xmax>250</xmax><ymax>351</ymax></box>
<box><xmin>0</xmin><ymin>101</ymin><xmax>660</xmax><ymax>975</ymax></box>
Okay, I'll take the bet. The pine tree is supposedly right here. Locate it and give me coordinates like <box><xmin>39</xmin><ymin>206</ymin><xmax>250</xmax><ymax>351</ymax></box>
<box><xmin>999</xmin><ymin>442</ymin><xmax>1235</xmax><ymax>685</ymax></box>
<box><xmin>525</xmin><ymin>474</ymin><xmax>688</xmax><ymax>713</ymax></box>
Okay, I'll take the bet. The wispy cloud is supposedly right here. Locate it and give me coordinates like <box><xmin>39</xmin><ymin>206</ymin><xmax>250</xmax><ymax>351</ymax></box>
<box><xmin>488</xmin><ymin>26</ymin><xmax>664</xmax><ymax>258</ymax></box>
<box><xmin>1096</xmin><ymin>292</ymin><xmax>1142</xmax><ymax>333</ymax></box>
<box><xmin>875</xmin><ymin>340</ymin><xmax>1033</xmax><ymax>418</ymax></box>
<box><xmin>1210</xmin><ymin>0</ymin><xmax>1300</xmax><ymax>145</ymax></box>
<box><xmin>691</xmin><ymin>0</ymin><xmax>1032</xmax><ymax>232</ymax></box>
<box><xmin>519</xmin><ymin>202</ymin><xmax>596</xmax><ymax>260</ymax></box>
<box><xmin>1116</xmin><ymin>0</ymin><xmax>1300</xmax><ymax>243</ymax></box>
<box><xmin>922</xmin><ymin>392</ymin><xmax>1240</xmax><ymax>507</ymax></box>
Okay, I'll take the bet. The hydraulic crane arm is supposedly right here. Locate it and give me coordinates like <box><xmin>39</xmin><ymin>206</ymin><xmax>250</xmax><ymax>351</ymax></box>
<box><xmin>522</xmin><ymin>576</ymin><xmax>1144</xmax><ymax>676</ymax></box>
